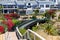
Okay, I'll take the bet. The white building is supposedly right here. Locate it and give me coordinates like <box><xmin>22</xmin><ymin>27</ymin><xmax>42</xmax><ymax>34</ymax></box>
<box><xmin>0</xmin><ymin>0</ymin><xmax>59</xmax><ymax>15</ymax></box>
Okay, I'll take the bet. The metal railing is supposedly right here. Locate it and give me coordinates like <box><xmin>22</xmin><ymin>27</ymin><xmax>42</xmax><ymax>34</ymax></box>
<box><xmin>20</xmin><ymin>19</ymin><xmax>38</xmax><ymax>29</ymax></box>
<box><xmin>16</xmin><ymin>27</ymin><xmax>46</xmax><ymax>40</ymax></box>
<box><xmin>18</xmin><ymin>20</ymin><xmax>34</xmax><ymax>28</ymax></box>
<box><xmin>16</xmin><ymin>18</ymin><xmax>47</xmax><ymax>40</ymax></box>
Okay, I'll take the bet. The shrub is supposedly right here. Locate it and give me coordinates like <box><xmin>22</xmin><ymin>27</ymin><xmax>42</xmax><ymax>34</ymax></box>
<box><xmin>19</xmin><ymin>28</ymin><xmax>26</xmax><ymax>35</ymax></box>
<box><xmin>58</xmin><ymin>14</ymin><xmax>60</xmax><ymax>19</ymax></box>
<box><xmin>9</xmin><ymin>13</ymin><xmax>20</xmax><ymax>19</ymax></box>
<box><xmin>4</xmin><ymin>13</ymin><xmax>20</xmax><ymax>19</ymax></box>
<box><xmin>12</xmin><ymin>19</ymin><xmax>20</xmax><ymax>24</ymax></box>
<box><xmin>33</xmin><ymin>9</ymin><xmax>39</xmax><ymax>15</ymax></box>
<box><xmin>45</xmin><ymin>10</ymin><xmax>56</xmax><ymax>19</ymax></box>
<box><xmin>2</xmin><ymin>20</ymin><xmax>15</xmax><ymax>31</ymax></box>
<box><xmin>0</xmin><ymin>14</ymin><xmax>6</xmax><ymax>20</ymax></box>
<box><xmin>3</xmin><ymin>24</ymin><xmax>8</xmax><ymax>32</ymax></box>
<box><xmin>7</xmin><ymin>19</ymin><xmax>15</xmax><ymax>31</ymax></box>
<box><xmin>0</xmin><ymin>26</ymin><xmax>4</xmax><ymax>33</ymax></box>
<box><xmin>32</xmin><ymin>26</ymin><xmax>38</xmax><ymax>31</ymax></box>
<box><xmin>4</xmin><ymin>16</ymin><xmax>12</xmax><ymax>20</ymax></box>
<box><xmin>31</xmin><ymin>15</ymin><xmax>36</xmax><ymax>19</ymax></box>
<box><xmin>40</xmin><ymin>23</ymin><xmax>58</xmax><ymax>35</ymax></box>
<box><xmin>12</xmin><ymin>19</ymin><xmax>22</xmax><ymax>30</ymax></box>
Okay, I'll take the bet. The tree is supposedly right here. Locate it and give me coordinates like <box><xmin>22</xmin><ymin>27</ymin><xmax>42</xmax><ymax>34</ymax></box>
<box><xmin>0</xmin><ymin>5</ymin><xmax>4</xmax><ymax>13</ymax></box>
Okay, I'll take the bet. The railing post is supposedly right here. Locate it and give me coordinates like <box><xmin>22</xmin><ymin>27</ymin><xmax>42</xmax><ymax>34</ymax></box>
<box><xmin>27</xmin><ymin>30</ymin><xmax>30</xmax><ymax>40</ymax></box>
<box><xmin>37</xmin><ymin>22</ymin><xmax>39</xmax><ymax>26</ymax></box>
<box><xmin>16</xmin><ymin>27</ymin><xmax>23</xmax><ymax>40</ymax></box>
<box><xmin>23</xmin><ymin>34</ymin><xmax>26</xmax><ymax>39</ymax></box>
<box><xmin>34</xmin><ymin>35</ymin><xmax>36</xmax><ymax>40</ymax></box>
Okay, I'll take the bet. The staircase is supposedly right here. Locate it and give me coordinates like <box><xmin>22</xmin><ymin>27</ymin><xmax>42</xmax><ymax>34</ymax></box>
<box><xmin>0</xmin><ymin>32</ymin><xmax>18</xmax><ymax>40</ymax></box>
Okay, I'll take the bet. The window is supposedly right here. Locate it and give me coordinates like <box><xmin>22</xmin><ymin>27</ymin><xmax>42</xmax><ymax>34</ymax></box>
<box><xmin>28</xmin><ymin>3</ymin><xmax>31</xmax><ymax>5</ymax></box>
<box><xmin>49</xmin><ymin>0</ymin><xmax>56</xmax><ymax>2</ymax></box>
<box><xmin>54</xmin><ymin>0</ymin><xmax>56</xmax><ymax>2</ymax></box>
<box><xmin>50</xmin><ymin>5</ymin><xmax>54</xmax><ymax>8</ymax></box>
<box><xmin>40</xmin><ymin>5</ymin><xmax>44</xmax><ymax>8</ymax></box>
<box><xmin>46</xmin><ymin>5</ymin><xmax>49</xmax><ymax>8</ymax></box>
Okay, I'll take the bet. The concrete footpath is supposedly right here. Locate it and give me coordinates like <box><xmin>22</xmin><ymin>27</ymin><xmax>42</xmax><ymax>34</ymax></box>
<box><xmin>0</xmin><ymin>32</ymin><xmax>18</xmax><ymax>40</ymax></box>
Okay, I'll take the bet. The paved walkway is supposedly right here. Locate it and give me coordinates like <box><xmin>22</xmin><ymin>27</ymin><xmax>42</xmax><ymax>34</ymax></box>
<box><xmin>0</xmin><ymin>32</ymin><xmax>18</xmax><ymax>40</ymax></box>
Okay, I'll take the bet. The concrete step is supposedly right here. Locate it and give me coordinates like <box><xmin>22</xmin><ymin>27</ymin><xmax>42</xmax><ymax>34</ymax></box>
<box><xmin>0</xmin><ymin>32</ymin><xmax>18</xmax><ymax>40</ymax></box>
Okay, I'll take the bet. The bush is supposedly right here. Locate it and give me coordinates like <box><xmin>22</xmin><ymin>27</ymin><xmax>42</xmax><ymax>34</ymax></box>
<box><xmin>44</xmin><ymin>10</ymin><xmax>56</xmax><ymax>19</ymax></box>
<box><xmin>12</xmin><ymin>19</ymin><xmax>22</xmax><ymax>30</ymax></box>
<box><xmin>0</xmin><ymin>26</ymin><xmax>4</xmax><ymax>33</ymax></box>
<box><xmin>0</xmin><ymin>14</ymin><xmax>6</xmax><ymax>20</ymax></box>
<box><xmin>12</xmin><ymin>19</ymin><xmax>20</xmax><ymax>24</ymax></box>
<box><xmin>58</xmin><ymin>14</ymin><xmax>60</xmax><ymax>19</ymax></box>
<box><xmin>34</xmin><ymin>9</ymin><xmax>39</xmax><ymax>15</ymax></box>
<box><xmin>32</xmin><ymin>26</ymin><xmax>38</xmax><ymax>31</ymax></box>
<box><xmin>31</xmin><ymin>15</ymin><xmax>36</xmax><ymax>19</ymax></box>
<box><xmin>2</xmin><ymin>20</ymin><xmax>15</xmax><ymax>31</ymax></box>
<box><xmin>9</xmin><ymin>13</ymin><xmax>20</xmax><ymax>19</ymax></box>
<box><xmin>19</xmin><ymin>28</ymin><xmax>26</xmax><ymax>35</ymax></box>
<box><xmin>4</xmin><ymin>13</ymin><xmax>20</xmax><ymax>19</ymax></box>
<box><xmin>40</xmin><ymin>23</ymin><xmax>58</xmax><ymax>35</ymax></box>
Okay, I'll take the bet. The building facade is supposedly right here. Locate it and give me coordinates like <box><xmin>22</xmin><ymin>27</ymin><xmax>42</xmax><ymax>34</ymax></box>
<box><xmin>0</xmin><ymin>0</ymin><xmax>59</xmax><ymax>15</ymax></box>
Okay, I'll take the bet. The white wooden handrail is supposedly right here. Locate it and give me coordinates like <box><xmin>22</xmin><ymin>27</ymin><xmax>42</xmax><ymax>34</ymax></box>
<box><xmin>28</xmin><ymin>29</ymin><xmax>46</xmax><ymax>40</ymax></box>
<box><xmin>16</xmin><ymin>27</ymin><xmax>22</xmax><ymax>37</ymax></box>
<box><xmin>16</xmin><ymin>26</ymin><xmax>46</xmax><ymax>40</ymax></box>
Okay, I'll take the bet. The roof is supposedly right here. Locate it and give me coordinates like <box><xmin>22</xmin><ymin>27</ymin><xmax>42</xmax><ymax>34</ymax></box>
<box><xmin>26</xmin><ymin>1</ymin><xmax>38</xmax><ymax>5</ymax></box>
<box><xmin>16</xmin><ymin>1</ymin><xmax>26</xmax><ymax>5</ymax></box>
<box><xmin>0</xmin><ymin>1</ymin><xmax>55</xmax><ymax>5</ymax></box>
<box><xmin>0</xmin><ymin>1</ymin><xmax>15</xmax><ymax>5</ymax></box>
<box><xmin>38</xmin><ymin>1</ymin><xmax>55</xmax><ymax>5</ymax></box>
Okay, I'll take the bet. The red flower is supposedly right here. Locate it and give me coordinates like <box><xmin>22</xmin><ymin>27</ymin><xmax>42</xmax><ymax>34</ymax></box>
<box><xmin>4</xmin><ymin>13</ymin><xmax>20</xmax><ymax>19</ymax></box>
<box><xmin>9</xmin><ymin>13</ymin><xmax>20</xmax><ymax>18</ymax></box>
<box><xmin>2</xmin><ymin>20</ymin><xmax>15</xmax><ymax>31</ymax></box>
<box><xmin>7</xmin><ymin>19</ymin><xmax>15</xmax><ymax>31</ymax></box>
<box><xmin>4</xmin><ymin>16</ymin><xmax>12</xmax><ymax>20</ymax></box>
<box><xmin>48</xmin><ymin>10</ymin><xmax>55</xmax><ymax>15</ymax></box>
<box><xmin>0</xmin><ymin>26</ymin><xmax>4</xmax><ymax>33</ymax></box>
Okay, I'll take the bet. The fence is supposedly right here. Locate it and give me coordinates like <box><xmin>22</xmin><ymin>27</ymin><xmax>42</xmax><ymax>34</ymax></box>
<box><xmin>16</xmin><ymin>27</ymin><xmax>46</xmax><ymax>40</ymax></box>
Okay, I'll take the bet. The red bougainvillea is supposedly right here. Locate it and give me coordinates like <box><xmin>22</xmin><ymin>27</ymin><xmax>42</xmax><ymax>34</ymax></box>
<box><xmin>0</xmin><ymin>26</ymin><xmax>4</xmax><ymax>33</ymax></box>
<box><xmin>48</xmin><ymin>10</ymin><xmax>55</xmax><ymax>15</ymax></box>
<box><xmin>7</xmin><ymin>19</ymin><xmax>15</xmax><ymax>31</ymax></box>
<box><xmin>9</xmin><ymin>13</ymin><xmax>20</xmax><ymax>18</ymax></box>
<box><xmin>2</xmin><ymin>20</ymin><xmax>15</xmax><ymax>31</ymax></box>
<box><xmin>1</xmin><ymin>13</ymin><xmax>20</xmax><ymax>31</ymax></box>
<box><xmin>4</xmin><ymin>13</ymin><xmax>20</xmax><ymax>19</ymax></box>
<box><xmin>4</xmin><ymin>16</ymin><xmax>12</xmax><ymax>20</ymax></box>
